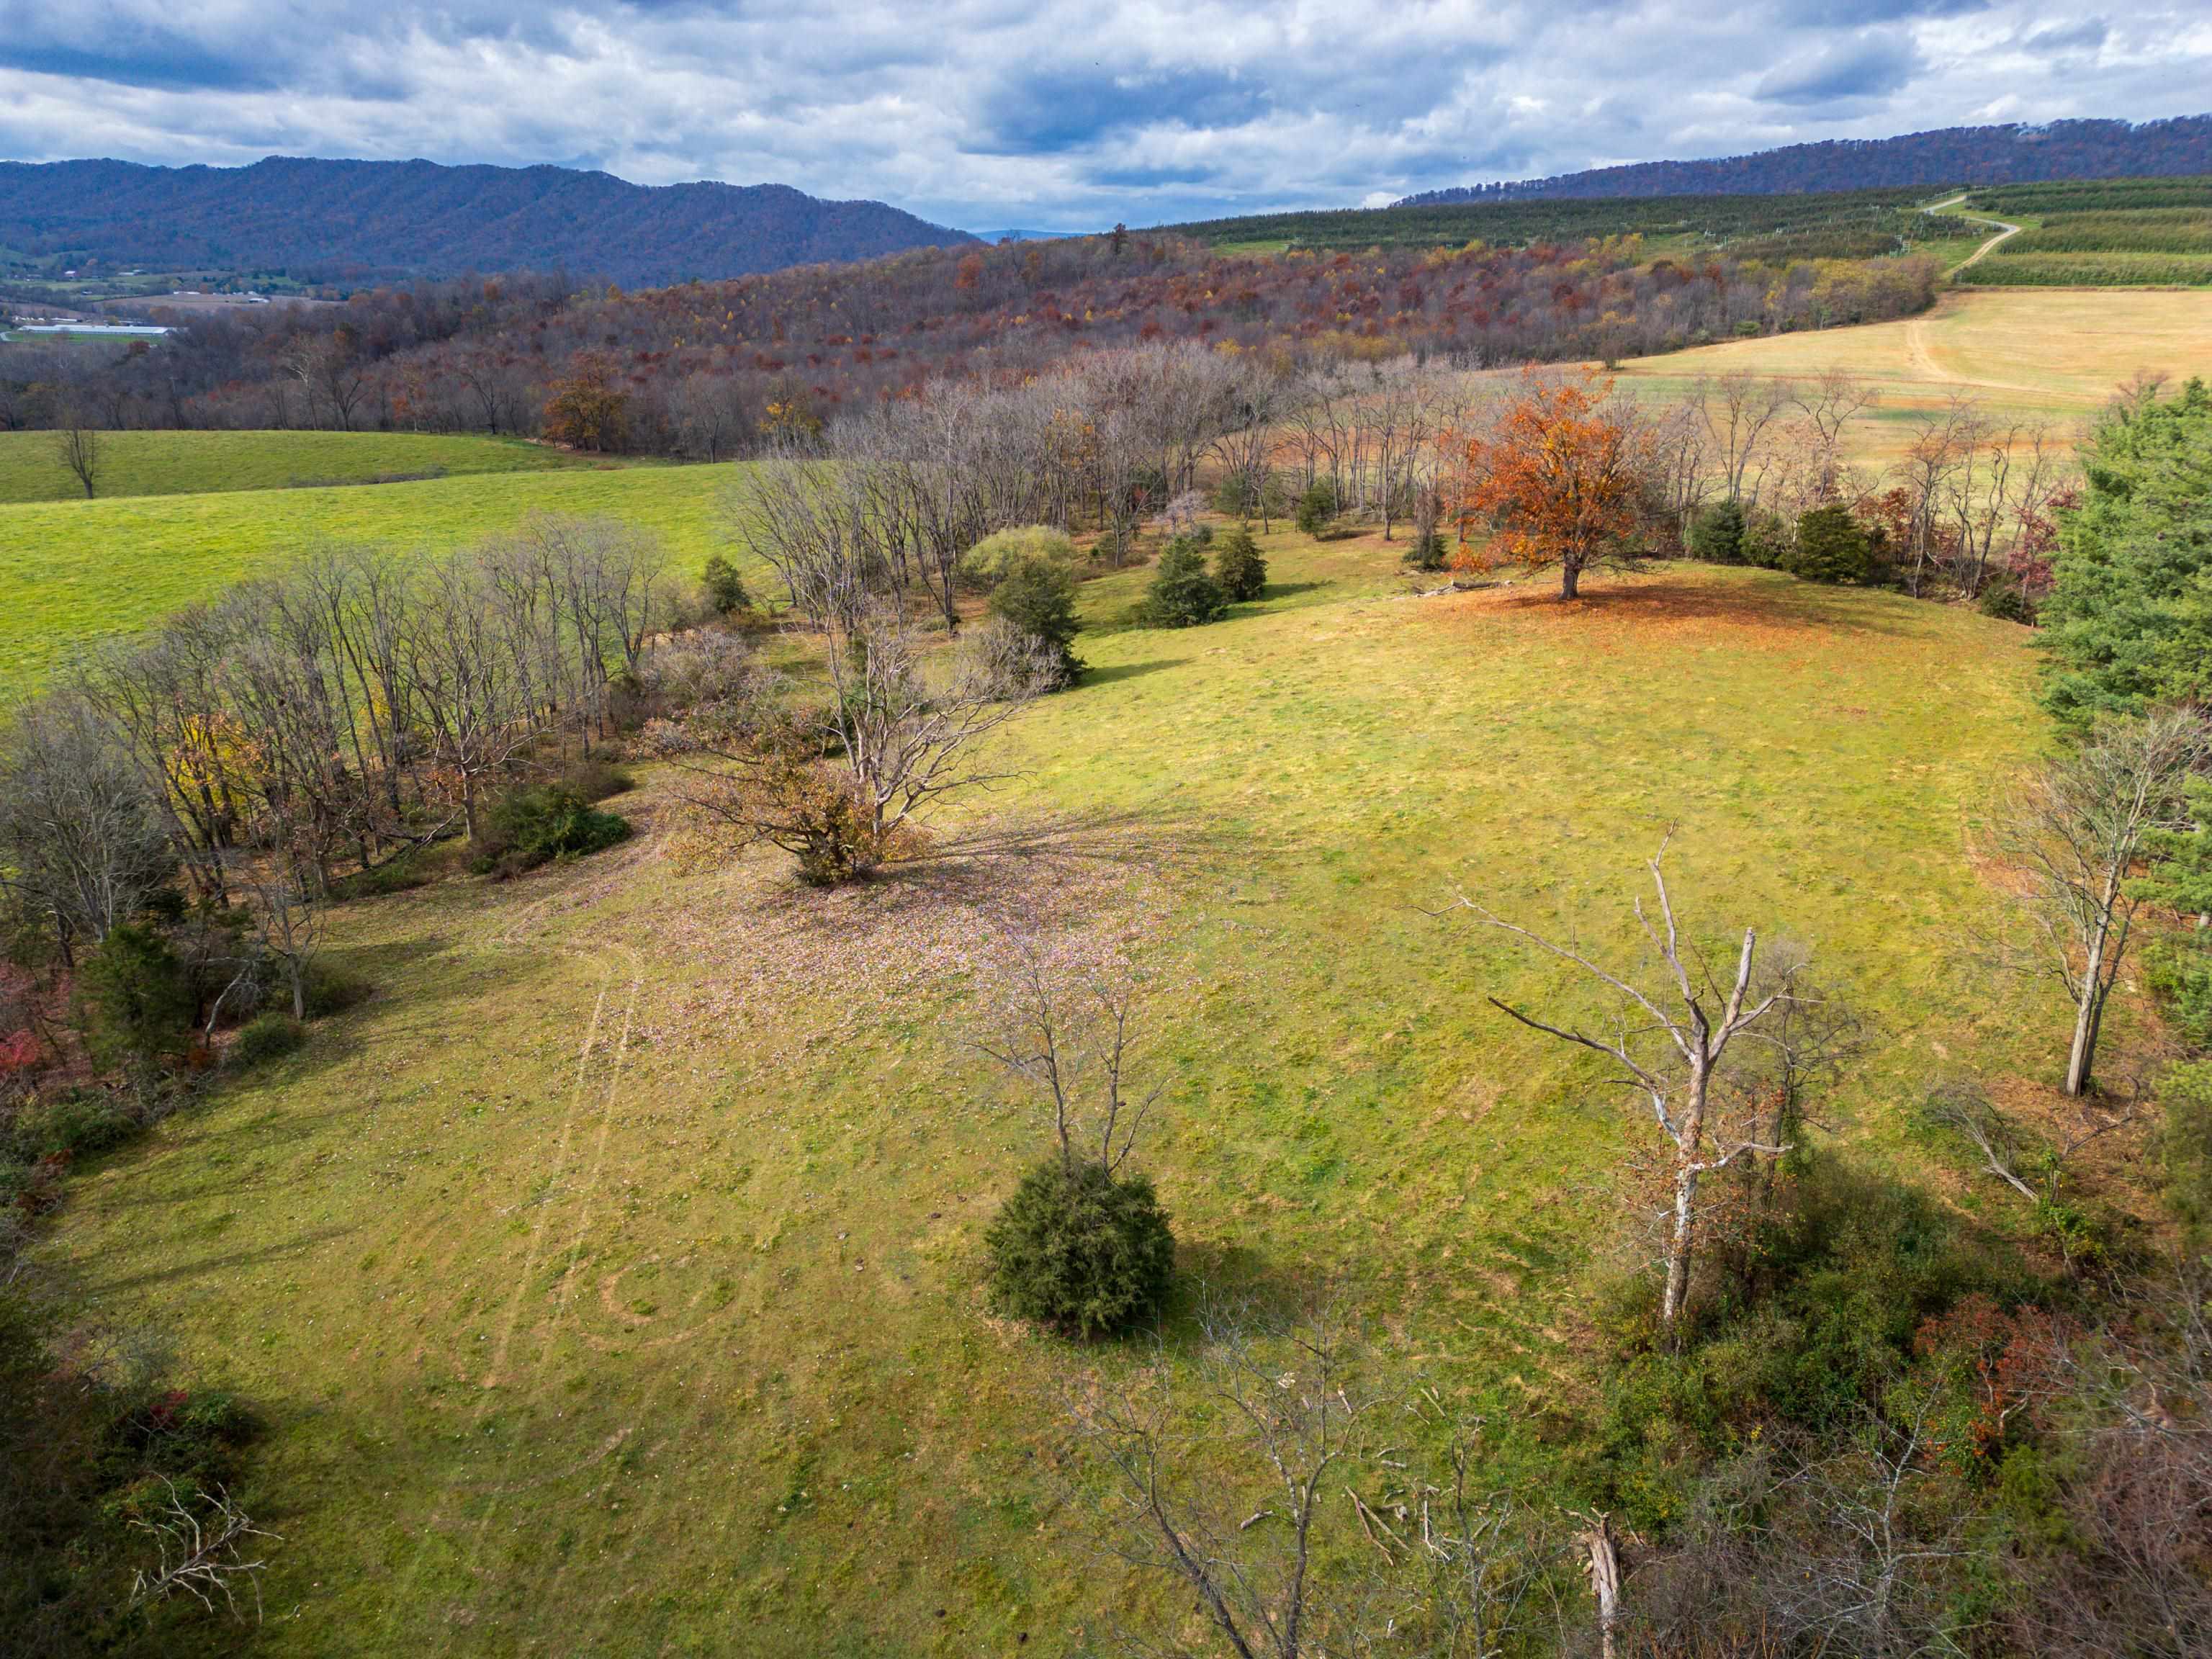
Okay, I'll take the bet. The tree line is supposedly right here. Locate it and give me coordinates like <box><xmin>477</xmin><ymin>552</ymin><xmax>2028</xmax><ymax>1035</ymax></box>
<box><xmin>1</xmin><ymin>229</ymin><xmax>1940</xmax><ymax>462</ymax></box>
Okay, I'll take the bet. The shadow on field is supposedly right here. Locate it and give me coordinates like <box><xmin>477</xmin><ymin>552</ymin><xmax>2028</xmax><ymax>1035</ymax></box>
<box><xmin>733</xmin><ymin>809</ymin><xmax>1240</xmax><ymax>937</ymax></box>
<box><xmin>1080</xmin><ymin>658</ymin><xmax>1179</xmax><ymax>686</ymax></box>
<box><xmin>1143</xmin><ymin>1245</ymin><xmax>1363</xmax><ymax>1353</ymax></box>
<box><xmin>899</xmin><ymin>807</ymin><xmax>1237</xmax><ymax>885</ymax></box>
<box><xmin>73</xmin><ymin>1226</ymin><xmax>355</xmax><ymax>1299</ymax></box>
<box><xmin>1495</xmin><ymin>574</ymin><xmax>1916</xmax><ymax>636</ymax></box>
<box><xmin>1256</xmin><ymin>580</ymin><xmax>1328</xmax><ymax>602</ymax></box>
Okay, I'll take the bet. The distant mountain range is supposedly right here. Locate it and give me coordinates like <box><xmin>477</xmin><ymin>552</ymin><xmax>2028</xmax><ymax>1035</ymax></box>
<box><xmin>0</xmin><ymin>156</ymin><xmax>978</xmax><ymax>287</ymax></box>
<box><xmin>1401</xmin><ymin>116</ymin><xmax>2212</xmax><ymax>204</ymax></box>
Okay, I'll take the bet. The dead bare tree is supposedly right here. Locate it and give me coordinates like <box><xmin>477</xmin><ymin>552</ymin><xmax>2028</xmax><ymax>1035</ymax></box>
<box><xmin>1924</xmin><ymin>1078</ymin><xmax>2134</xmax><ymax>1269</ymax></box>
<box><xmin>128</xmin><ymin>1478</ymin><xmax>280</xmax><ymax>1622</ymax></box>
<box><xmin>2002</xmin><ymin>1259</ymin><xmax>2212</xmax><ymax>1656</ymax></box>
<box><xmin>1067</xmin><ymin>1297</ymin><xmax>1372</xmax><ymax>1659</ymax></box>
<box><xmin>1413</xmin><ymin>1411</ymin><xmax>1564</xmax><ymax>1659</ymax></box>
<box><xmin>1764</xmin><ymin>1404</ymin><xmax>1965</xmax><ymax>1658</ymax></box>
<box><xmin>1068</xmin><ymin>1298</ymin><xmax>1565</xmax><ymax>1658</ymax></box>
<box><xmin>1453</xmin><ymin>847</ymin><xmax>1809</xmax><ymax>1334</ymax></box>
<box><xmin>1924</xmin><ymin>1080</ymin><xmax>2044</xmax><ymax>1204</ymax></box>
<box><xmin>977</xmin><ymin>934</ymin><xmax>1162</xmax><ymax>1176</ymax></box>
<box><xmin>1991</xmin><ymin>708</ymin><xmax>2212</xmax><ymax>1097</ymax></box>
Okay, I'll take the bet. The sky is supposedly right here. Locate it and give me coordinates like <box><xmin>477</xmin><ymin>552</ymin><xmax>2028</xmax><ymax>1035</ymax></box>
<box><xmin>1</xmin><ymin>1</ymin><xmax>2208</xmax><ymax>233</ymax></box>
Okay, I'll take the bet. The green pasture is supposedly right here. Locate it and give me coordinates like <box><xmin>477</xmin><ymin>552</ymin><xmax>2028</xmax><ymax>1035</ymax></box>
<box><xmin>0</xmin><ymin>429</ymin><xmax>594</xmax><ymax>505</ymax></box>
<box><xmin>38</xmin><ymin>529</ymin><xmax>2057</xmax><ymax>1655</ymax></box>
<box><xmin>0</xmin><ymin>459</ymin><xmax>744</xmax><ymax>687</ymax></box>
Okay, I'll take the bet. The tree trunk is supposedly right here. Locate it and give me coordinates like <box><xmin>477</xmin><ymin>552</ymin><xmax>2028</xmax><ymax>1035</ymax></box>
<box><xmin>1662</xmin><ymin>1161</ymin><xmax>1698</xmax><ymax>1331</ymax></box>
<box><xmin>1583</xmin><ymin>1514</ymin><xmax>1622</xmax><ymax>1659</ymax></box>
<box><xmin>2065</xmin><ymin>971</ymin><xmax>2101</xmax><ymax>1098</ymax></box>
<box><xmin>2066</xmin><ymin>881</ymin><xmax>2121</xmax><ymax>1097</ymax></box>
<box><xmin>1560</xmin><ymin>559</ymin><xmax>1582</xmax><ymax>600</ymax></box>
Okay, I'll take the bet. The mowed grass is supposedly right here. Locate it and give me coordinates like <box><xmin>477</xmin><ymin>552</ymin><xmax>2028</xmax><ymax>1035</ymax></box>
<box><xmin>1613</xmin><ymin>287</ymin><xmax>2212</xmax><ymax>467</ymax></box>
<box><xmin>0</xmin><ymin>462</ymin><xmax>745</xmax><ymax>687</ymax></box>
<box><xmin>0</xmin><ymin>429</ymin><xmax>591</xmax><ymax>505</ymax></box>
<box><xmin>38</xmin><ymin>532</ymin><xmax>2056</xmax><ymax>1655</ymax></box>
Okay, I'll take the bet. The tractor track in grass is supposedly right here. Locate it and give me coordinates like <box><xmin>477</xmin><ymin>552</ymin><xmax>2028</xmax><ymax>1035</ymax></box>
<box><xmin>378</xmin><ymin>858</ymin><xmax>655</xmax><ymax>1634</ymax></box>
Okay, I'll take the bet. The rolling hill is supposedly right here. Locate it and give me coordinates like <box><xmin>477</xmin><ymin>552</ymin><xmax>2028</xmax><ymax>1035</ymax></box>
<box><xmin>0</xmin><ymin>156</ymin><xmax>978</xmax><ymax>287</ymax></box>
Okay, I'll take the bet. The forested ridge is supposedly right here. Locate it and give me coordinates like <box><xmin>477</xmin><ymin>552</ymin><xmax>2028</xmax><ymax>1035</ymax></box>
<box><xmin>0</xmin><ymin>156</ymin><xmax>977</xmax><ymax>288</ymax></box>
<box><xmin>1403</xmin><ymin>114</ymin><xmax>2212</xmax><ymax>203</ymax></box>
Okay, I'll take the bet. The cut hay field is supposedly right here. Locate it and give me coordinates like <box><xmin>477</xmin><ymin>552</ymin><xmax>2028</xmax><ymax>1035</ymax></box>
<box><xmin>0</xmin><ymin>430</ymin><xmax>591</xmax><ymax>505</ymax></box>
<box><xmin>0</xmin><ymin>460</ymin><xmax>742</xmax><ymax>688</ymax></box>
<box><xmin>1613</xmin><ymin>287</ymin><xmax>2212</xmax><ymax>466</ymax></box>
<box><xmin>36</xmin><ymin>529</ymin><xmax>2058</xmax><ymax>1655</ymax></box>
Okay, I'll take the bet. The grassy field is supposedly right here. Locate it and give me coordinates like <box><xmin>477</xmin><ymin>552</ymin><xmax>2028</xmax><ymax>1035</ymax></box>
<box><xmin>0</xmin><ymin>460</ymin><xmax>742</xmax><ymax>687</ymax></box>
<box><xmin>1611</xmin><ymin>287</ymin><xmax>2212</xmax><ymax>466</ymax></box>
<box><xmin>0</xmin><ymin>429</ymin><xmax>592</xmax><ymax>505</ymax></box>
<box><xmin>36</xmin><ymin>527</ymin><xmax>2059</xmax><ymax>1655</ymax></box>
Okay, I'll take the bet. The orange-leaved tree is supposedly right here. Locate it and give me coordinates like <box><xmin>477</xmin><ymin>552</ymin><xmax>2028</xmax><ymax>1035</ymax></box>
<box><xmin>1455</xmin><ymin>367</ymin><xmax>1651</xmax><ymax>600</ymax></box>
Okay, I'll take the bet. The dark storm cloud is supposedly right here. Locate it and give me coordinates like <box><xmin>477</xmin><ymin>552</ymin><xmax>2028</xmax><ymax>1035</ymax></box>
<box><xmin>0</xmin><ymin>41</ymin><xmax>280</xmax><ymax>93</ymax></box>
<box><xmin>980</xmin><ymin>68</ymin><xmax>1271</xmax><ymax>154</ymax></box>
<box><xmin>0</xmin><ymin>1</ymin><xmax>2202</xmax><ymax>230</ymax></box>
<box><xmin>1755</xmin><ymin>36</ymin><xmax>1921</xmax><ymax>104</ymax></box>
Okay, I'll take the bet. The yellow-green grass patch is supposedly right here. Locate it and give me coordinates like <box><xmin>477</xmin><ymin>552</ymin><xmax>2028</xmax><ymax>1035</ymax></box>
<box><xmin>38</xmin><ymin>534</ymin><xmax>2062</xmax><ymax>1655</ymax></box>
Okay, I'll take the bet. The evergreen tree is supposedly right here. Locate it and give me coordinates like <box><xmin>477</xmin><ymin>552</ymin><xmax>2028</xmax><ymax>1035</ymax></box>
<box><xmin>1689</xmin><ymin>498</ymin><xmax>1746</xmax><ymax>564</ymax></box>
<box><xmin>1741</xmin><ymin>511</ymin><xmax>1793</xmax><ymax>570</ymax></box>
<box><xmin>2041</xmin><ymin>377</ymin><xmax>2212</xmax><ymax>727</ymax></box>
<box><xmin>1140</xmin><ymin>537</ymin><xmax>1228</xmax><ymax>627</ymax></box>
<box><xmin>1295</xmin><ymin>478</ymin><xmax>1338</xmax><ymax>536</ymax></box>
<box><xmin>1789</xmin><ymin>504</ymin><xmax>1871</xmax><ymax>584</ymax></box>
<box><xmin>1211</xmin><ymin>526</ymin><xmax>1268</xmax><ymax>601</ymax></box>
<box><xmin>701</xmin><ymin>554</ymin><xmax>750</xmax><ymax>616</ymax></box>
<box><xmin>986</xmin><ymin>553</ymin><xmax>1084</xmax><ymax>685</ymax></box>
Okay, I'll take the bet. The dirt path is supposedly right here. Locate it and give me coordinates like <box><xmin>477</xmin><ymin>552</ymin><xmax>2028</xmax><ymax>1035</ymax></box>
<box><xmin>1925</xmin><ymin>191</ymin><xmax>2023</xmax><ymax>273</ymax></box>
<box><xmin>1902</xmin><ymin>313</ymin><xmax>2077</xmax><ymax>400</ymax></box>
<box><xmin>1955</xmin><ymin>217</ymin><xmax>2023</xmax><ymax>271</ymax></box>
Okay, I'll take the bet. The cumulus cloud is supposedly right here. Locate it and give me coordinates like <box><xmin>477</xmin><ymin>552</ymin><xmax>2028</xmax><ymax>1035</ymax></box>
<box><xmin>0</xmin><ymin>0</ymin><xmax>2204</xmax><ymax>230</ymax></box>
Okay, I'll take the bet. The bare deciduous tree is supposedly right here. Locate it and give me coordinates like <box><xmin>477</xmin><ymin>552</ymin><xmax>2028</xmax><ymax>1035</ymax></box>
<box><xmin>978</xmin><ymin>934</ymin><xmax>1162</xmax><ymax>1175</ymax></box>
<box><xmin>1069</xmin><ymin>1298</ymin><xmax>1372</xmax><ymax>1659</ymax></box>
<box><xmin>652</xmin><ymin>605</ymin><xmax>1047</xmax><ymax>883</ymax></box>
<box><xmin>53</xmin><ymin>422</ymin><xmax>101</xmax><ymax>498</ymax></box>
<box><xmin>1454</xmin><ymin>848</ymin><xmax>1809</xmax><ymax>1332</ymax></box>
<box><xmin>0</xmin><ymin>691</ymin><xmax>174</xmax><ymax>963</ymax></box>
<box><xmin>1992</xmin><ymin>709</ymin><xmax>2212</xmax><ymax>1097</ymax></box>
<box><xmin>128</xmin><ymin>1478</ymin><xmax>280</xmax><ymax>1622</ymax></box>
<box><xmin>1790</xmin><ymin>368</ymin><xmax>1880</xmax><ymax>503</ymax></box>
<box><xmin>1698</xmin><ymin>372</ymin><xmax>1797</xmax><ymax>506</ymax></box>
